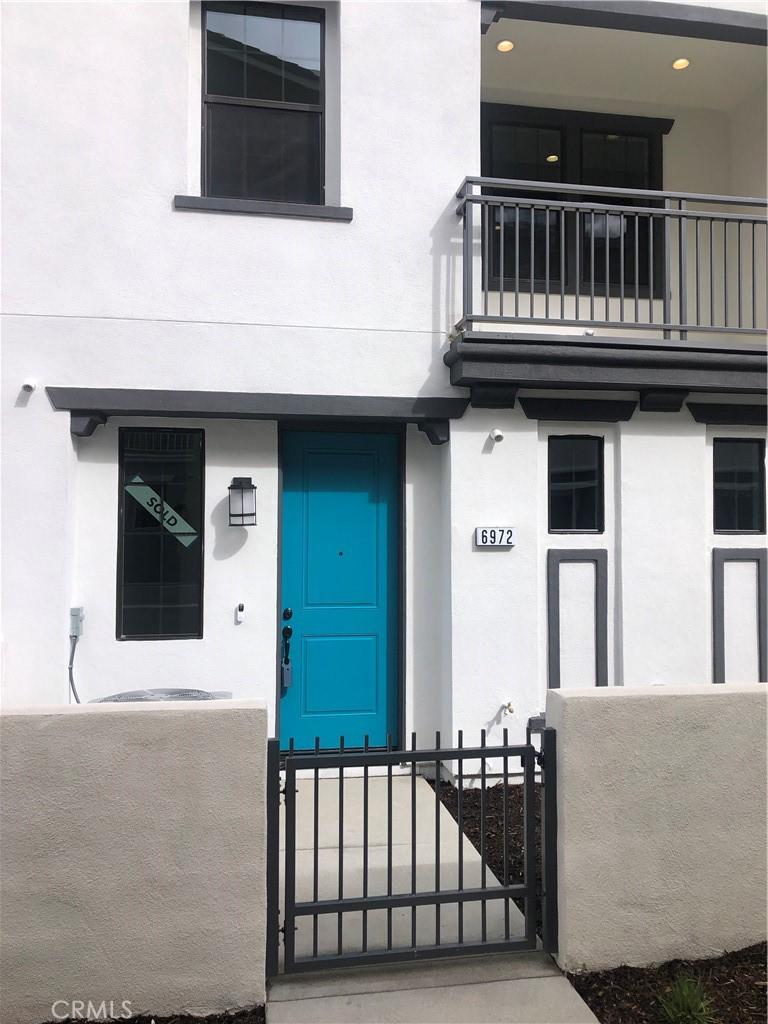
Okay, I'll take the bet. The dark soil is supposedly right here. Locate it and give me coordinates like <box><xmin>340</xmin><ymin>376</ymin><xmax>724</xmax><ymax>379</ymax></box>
<box><xmin>569</xmin><ymin>943</ymin><xmax>767</xmax><ymax>1024</ymax></box>
<box><xmin>434</xmin><ymin>780</ymin><xmax>767</xmax><ymax>1024</ymax></box>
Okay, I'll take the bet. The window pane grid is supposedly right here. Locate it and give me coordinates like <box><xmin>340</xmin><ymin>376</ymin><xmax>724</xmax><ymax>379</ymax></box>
<box><xmin>713</xmin><ymin>439</ymin><xmax>766</xmax><ymax>534</ymax></box>
<box><xmin>203</xmin><ymin>2</ymin><xmax>324</xmax><ymax>203</ymax></box>
<box><xmin>548</xmin><ymin>436</ymin><xmax>604</xmax><ymax>533</ymax></box>
<box><xmin>118</xmin><ymin>430</ymin><xmax>204</xmax><ymax>640</ymax></box>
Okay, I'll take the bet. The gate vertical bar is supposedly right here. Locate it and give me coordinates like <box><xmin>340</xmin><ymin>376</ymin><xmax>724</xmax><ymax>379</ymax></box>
<box><xmin>265</xmin><ymin>738</ymin><xmax>281</xmax><ymax>978</ymax></box>
<box><xmin>480</xmin><ymin>729</ymin><xmax>487</xmax><ymax>942</ymax></box>
<box><xmin>523</xmin><ymin>747</ymin><xmax>536</xmax><ymax>948</ymax></box>
<box><xmin>457</xmin><ymin>730</ymin><xmax>464</xmax><ymax>944</ymax></box>
<box><xmin>312</xmin><ymin>736</ymin><xmax>320</xmax><ymax>958</ymax></box>
<box><xmin>540</xmin><ymin>727</ymin><xmax>559</xmax><ymax>956</ymax></box>
<box><xmin>410</xmin><ymin>732</ymin><xmax>417</xmax><ymax>948</ymax></box>
<box><xmin>502</xmin><ymin>728</ymin><xmax>510</xmax><ymax>939</ymax></box>
<box><xmin>363</xmin><ymin>734</ymin><xmax>370</xmax><ymax>952</ymax></box>
<box><xmin>387</xmin><ymin>733</ymin><xmax>393</xmax><ymax>950</ymax></box>
<box><xmin>434</xmin><ymin>731</ymin><xmax>441</xmax><ymax>946</ymax></box>
<box><xmin>338</xmin><ymin>735</ymin><xmax>345</xmax><ymax>956</ymax></box>
<box><xmin>283</xmin><ymin>756</ymin><xmax>297</xmax><ymax>972</ymax></box>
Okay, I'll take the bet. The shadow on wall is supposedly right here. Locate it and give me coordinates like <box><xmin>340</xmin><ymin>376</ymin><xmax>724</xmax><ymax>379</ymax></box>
<box><xmin>211</xmin><ymin>496</ymin><xmax>247</xmax><ymax>560</ymax></box>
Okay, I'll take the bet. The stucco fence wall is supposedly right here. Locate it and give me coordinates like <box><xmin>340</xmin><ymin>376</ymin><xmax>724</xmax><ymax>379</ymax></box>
<box><xmin>547</xmin><ymin>684</ymin><xmax>768</xmax><ymax>973</ymax></box>
<box><xmin>0</xmin><ymin>700</ymin><xmax>268</xmax><ymax>1024</ymax></box>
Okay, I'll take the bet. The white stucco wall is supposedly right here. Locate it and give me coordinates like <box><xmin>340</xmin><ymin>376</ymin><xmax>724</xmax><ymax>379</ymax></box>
<box><xmin>70</xmin><ymin>418</ymin><xmax>279</xmax><ymax>705</ymax></box>
<box><xmin>1</xmin><ymin>1</ymin><xmax>765</xmax><ymax>728</ymax></box>
<box><xmin>442</xmin><ymin>404</ymin><xmax>766</xmax><ymax>749</ymax></box>
<box><xmin>0</xmin><ymin>700</ymin><xmax>268</xmax><ymax>1024</ymax></box>
<box><xmin>548</xmin><ymin>685</ymin><xmax>768</xmax><ymax>972</ymax></box>
<box><xmin>0</xmin><ymin>0</ymin><xmax>479</xmax><ymax>717</ymax></box>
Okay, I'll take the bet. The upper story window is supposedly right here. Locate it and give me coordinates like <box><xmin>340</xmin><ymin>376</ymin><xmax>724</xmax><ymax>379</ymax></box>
<box><xmin>203</xmin><ymin>2</ymin><xmax>324</xmax><ymax>205</ymax></box>
<box><xmin>117</xmin><ymin>429</ymin><xmax>204</xmax><ymax>640</ymax></box>
<box><xmin>713</xmin><ymin>438</ymin><xmax>766</xmax><ymax>534</ymax></box>
<box><xmin>548</xmin><ymin>435</ymin><xmax>605</xmax><ymax>533</ymax></box>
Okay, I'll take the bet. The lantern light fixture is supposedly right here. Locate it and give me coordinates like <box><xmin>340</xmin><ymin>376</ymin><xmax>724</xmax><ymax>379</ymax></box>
<box><xmin>228</xmin><ymin>477</ymin><xmax>257</xmax><ymax>527</ymax></box>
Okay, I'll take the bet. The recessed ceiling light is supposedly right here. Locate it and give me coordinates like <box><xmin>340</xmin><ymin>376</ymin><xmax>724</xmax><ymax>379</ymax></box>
<box><xmin>496</xmin><ymin>39</ymin><xmax>514</xmax><ymax>52</ymax></box>
<box><xmin>672</xmin><ymin>58</ymin><xmax>690</xmax><ymax>70</ymax></box>
<box><xmin>546</xmin><ymin>154</ymin><xmax>559</xmax><ymax>163</ymax></box>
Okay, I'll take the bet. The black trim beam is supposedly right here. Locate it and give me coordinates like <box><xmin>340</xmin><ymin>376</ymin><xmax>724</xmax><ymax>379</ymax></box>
<box><xmin>417</xmin><ymin>420</ymin><xmax>450</xmax><ymax>445</ymax></box>
<box><xmin>46</xmin><ymin>388</ymin><xmax>469</xmax><ymax>436</ymax></box>
<box><xmin>445</xmin><ymin>332</ymin><xmax>767</xmax><ymax>395</ymax></box>
<box><xmin>481</xmin><ymin>101</ymin><xmax>674</xmax><ymax>138</ymax></box>
<box><xmin>712</xmin><ymin>549</ymin><xmax>767</xmax><ymax>684</ymax></box>
<box><xmin>520</xmin><ymin>397</ymin><xmax>636</xmax><ymax>422</ymax></box>
<box><xmin>687</xmin><ymin>402</ymin><xmax>768</xmax><ymax>427</ymax></box>
<box><xmin>639</xmin><ymin>390</ymin><xmax>689</xmax><ymax>412</ymax></box>
<box><xmin>483</xmin><ymin>1</ymin><xmax>767</xmax><ymax>45</ymax></box>
<box><xmin>174</xmin><ymin>195</ymin><xmax>354</xmax><ymax>222</ymax></box>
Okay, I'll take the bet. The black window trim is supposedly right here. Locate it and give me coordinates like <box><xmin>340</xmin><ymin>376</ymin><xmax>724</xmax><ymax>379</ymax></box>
<box><xmin>481</xmin><ymin>103</ymin><xmax>673</xmax><ymax>298</ymax></box>
<box><xmin>548</xmin><ymin>433</ymin><xmax>605</xmax><ymax>535</ymax></box>
<box><xmin>116</xmin><ymin>427</ymin><xmax>206</xmax><ymax>641</ymax></box>
<box><xmin>201</xmin><ymin>1</ymin><xmax>326</xmax><ymax>206</ymax></box>
<box><xmin>713</xmin><ymin>436</ymin><xmax>767</xmax><ymax>536</ymax></box>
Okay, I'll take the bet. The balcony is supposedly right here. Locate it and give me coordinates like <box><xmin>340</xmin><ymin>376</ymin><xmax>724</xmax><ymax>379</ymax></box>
<box><xmin>446</xmin><ymin>179</ymin><xmax>768</xmax><ymax>405</ymax></box>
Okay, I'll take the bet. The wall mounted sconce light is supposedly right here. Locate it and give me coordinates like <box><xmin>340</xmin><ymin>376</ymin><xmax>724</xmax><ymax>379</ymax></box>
<box><xmin>228</xmin><ymin>477</ymin><xmax>257</xmax><ymax>526</ymax></box>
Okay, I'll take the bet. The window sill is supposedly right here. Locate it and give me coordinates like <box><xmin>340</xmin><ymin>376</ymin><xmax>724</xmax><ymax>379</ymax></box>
<box><xmin>173</xmin><ymin>195</ymin><xmax>353</xmax><ymax>222</ymax></box>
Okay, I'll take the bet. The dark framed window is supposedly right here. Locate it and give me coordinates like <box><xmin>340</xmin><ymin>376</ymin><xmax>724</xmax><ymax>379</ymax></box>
<box><xmin>549</xmin><ymin>436</ymin><xmax>604</xmax><ymax>533</ymax></box>
<box><xmin>481</xmin><ymin>104</ymin><xmax>672</xmax><ymax>295</ymax></box>
<box><xmin>713</xmin><ymin>438</ymin><xmax>766</xmax><ymax>534</ymax></box>
<box><xmin>203</xmin><ymin>2</ymin><xmax>324</xmax><ymax>204</ymax></box>
<box><xmin>117</xmin><ymin>429</ymin><xmax>205</xmax><ymax>640</ymax></box>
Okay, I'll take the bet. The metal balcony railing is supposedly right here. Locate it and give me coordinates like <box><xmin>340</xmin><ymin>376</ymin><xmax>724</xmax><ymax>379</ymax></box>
<box><xmin>456</xmin><ymin>177</ymin><xmax>768</xmax><ymax>341</ymax></box>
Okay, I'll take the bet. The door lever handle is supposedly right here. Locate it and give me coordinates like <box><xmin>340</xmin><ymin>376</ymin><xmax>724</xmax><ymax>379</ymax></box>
<box><xmin>281</xmin><ymin>625</ymin><xmax>293</xmax><ymax>690</ymax></box>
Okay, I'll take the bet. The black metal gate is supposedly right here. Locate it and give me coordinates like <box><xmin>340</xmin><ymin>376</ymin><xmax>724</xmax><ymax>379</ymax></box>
<box><xmin>266</xmin><ymin>728</ymin><xmax>557</xmax><ymax>975</ymax></box>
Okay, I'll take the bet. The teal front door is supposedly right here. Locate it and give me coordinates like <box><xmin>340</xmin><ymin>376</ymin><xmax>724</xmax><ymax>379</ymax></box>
<box><xmin>279</xmin><ymin>430</ymin><xmax>400</xmax><ymax>750</ymax></box>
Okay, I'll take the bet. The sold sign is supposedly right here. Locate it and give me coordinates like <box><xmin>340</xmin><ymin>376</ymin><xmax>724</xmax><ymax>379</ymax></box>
<box><xmin>125</xmin><ymin>475</ymin><xmax>198</xmax><ymax>548</ymax></box>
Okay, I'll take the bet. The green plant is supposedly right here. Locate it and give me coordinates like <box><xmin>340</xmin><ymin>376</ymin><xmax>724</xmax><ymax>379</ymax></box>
<box><xmin>658</xmin><ymin>975</ymin><xmax>715</xmax><ymax>1024</ymax></box>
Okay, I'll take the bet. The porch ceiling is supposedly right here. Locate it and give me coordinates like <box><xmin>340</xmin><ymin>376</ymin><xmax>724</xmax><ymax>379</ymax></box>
<box><xmin>482</xmin><ymin>18</ymin><xmax>767</xmax><ymax>113</ymax></box>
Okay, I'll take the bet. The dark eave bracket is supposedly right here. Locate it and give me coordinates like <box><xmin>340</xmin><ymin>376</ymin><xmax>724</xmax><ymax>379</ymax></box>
<box><xmin>687</xmin><ymin>402</ymin><xmax>768</xmax><ymax>427</ymax></box>
<box><xmin>519</xmin><ymin>397</ymin><xmax>637</xmax><ymax>422</ymax></box>
<box><xmin>639</xmin><ymin>390</ymin><xmax>689</xmax><ymax>413</ymax></box>
<box><xmin>417</xmin><ymin>420</ymin><xmax>450</xmax><ymax>445</ymax></box>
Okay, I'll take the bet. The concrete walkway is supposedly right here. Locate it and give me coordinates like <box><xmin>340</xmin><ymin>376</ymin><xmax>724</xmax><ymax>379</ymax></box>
<box><xmin>269</xmin><ymin>775</ymin><xmax>597</xmax><ymax>1023</ymax></box>
<box><xmin>268</xmin><ymin>950</ymin><xmax>598</xmax><ymax>1023</ymax></box>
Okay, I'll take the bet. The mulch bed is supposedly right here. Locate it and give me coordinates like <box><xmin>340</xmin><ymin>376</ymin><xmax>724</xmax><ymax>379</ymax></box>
<box><xmin>433</xmin><ymin>778</ymin><xmax>543</xmax><ymax>929</ymax></box>
<box><xmin>55</xmin><ymin>1010</ymin><xmax>265</xmax><ymax>1024</ymax></box>
<box><xmin>569</xmin><ymin>943</ymin><xmax>767</xmax><ymax>1024</ymax></box>
<box><xmin>434</xmin><ymin>779</ymin><xmax>767</xmax><ymax>1024</ymax></box>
